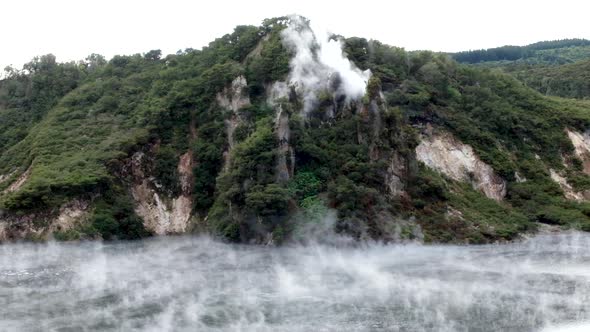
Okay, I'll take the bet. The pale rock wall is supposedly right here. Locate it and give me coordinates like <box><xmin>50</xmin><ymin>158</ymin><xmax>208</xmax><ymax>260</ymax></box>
<box><xmin>216</xmin><ymin>76</ymin><xmax>251</xmax><ymax>113</ymax></box>
<box><xmin>386</xmin><ymin>153</ymin><xmax>406</xmax><ymax>197</ymax></box>
<box><xmin>275</xmin><ymin>105</ymin><xmax>294</xmax><ymax>182</ymax></box>
<box><xmin>130</xmin><ymin>151</ymin><xmax>193</xmax><ymax>235</ymax></box>
<box><xmin>52</xmin><ymin>200</ymin><xmax>90</xmax><ymax>233</ymax></box>
<box><xmin>0</xmin><ymin>223</ymin><xmax>6</xmax><ymax>242</ymax></box>
<box><xmin>416</xmin><ymin>131</ymin><xmax>506</xmax><ymax>201</ymax></box>
<box><xmin>0</xmin><ymin>170</ymin><xmax>16</xmax><ymax>185</ymax></box>
<box><xmin>549</xmin><ymin>169</ymin><xmax>590</xmax><ymax>201</ymax></box>
<box><xmin>217</xmin><ymin>76</ymin><xmax>251</xmax><ymax>172</ymax></box>
<box><xmin>367</xmin><ymin>100</ymin><xmax>382</xmax><ymax>162</ymax></box>
<box><xmin>566</xmin><ymin>129</ymin><xmax>590</xmax><ymax>175</ymax></box>
<box><xmin>268</xmin><ymin>82</ymin><xmax>295</xmax><ymax>182</ymax></box>
<box><xmin>515</xmin><ymin>172</ymin><xmax>527</xmax><ymax>183</ymax></box>
<box><xmin>0</xmin><ymin>199</ymin><xmax>90</xmax><ymax>242</ymax></box>
<box><xmin>2</xmin><ymin>166</ymin><xmax>31</xmax><ymax>194</ymax></box>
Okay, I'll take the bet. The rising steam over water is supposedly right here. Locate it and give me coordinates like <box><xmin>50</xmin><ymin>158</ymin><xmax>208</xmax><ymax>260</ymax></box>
<box><xmin>2</xmin><ymin>233</ymin><xmax>590</xmax><ymax>331</ymax></box>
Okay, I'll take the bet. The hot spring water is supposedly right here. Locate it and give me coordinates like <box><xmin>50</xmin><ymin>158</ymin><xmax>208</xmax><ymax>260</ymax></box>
<box><xmin>1</xmin><ymin>232</ymin><xmax>590</xmax><ymax>331</ymax></box>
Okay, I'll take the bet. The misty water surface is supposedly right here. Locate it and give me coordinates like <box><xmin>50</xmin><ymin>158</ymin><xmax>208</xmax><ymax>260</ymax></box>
<box><xmin>1</xmin><ymin>232</ymin><xmax>590</xmax><ymax>331</ymax></box>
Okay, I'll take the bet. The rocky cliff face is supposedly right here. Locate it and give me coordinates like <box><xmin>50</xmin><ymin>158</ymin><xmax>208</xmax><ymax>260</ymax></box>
<box><xmin>386</xmin><ymin>152</ymin><xmax>407</xmax><ymax>197</ymax></box>
<box><xmin>0</xmin><ymin>170</ymin><xmax>17</xmax><ymax>187</ymax></box>
<box><xmin>217</xmin><ymin>76</ymin><xmax>251</xmax><ymax>172</ymax></box>
<box><xmin>0</xmin><ymin>199</ymin><xmax>90</xmax><ymax>242</ymax></box>
<box><xmin>275</xmin><ymin>105</ymin><xmax>295</xmax><ymax>182</ymax></box>
<box><xmin>2</xmin><ymin>17</ymin><xmax>589</xmax><ymax>244</ymax></box>
<box><xmin>542</xmin><ymin>129</ymin><xmax>590</xmax><ymax>201</ymax></box>
<box><xmin>130</xmin><ymin>149</ymin><xmax>194</xmax><ymax>235</ymax></box>
<box><xmin>2</xmin><ymin>167</ymin><xmax>30</xmax><ymax>194</ymax></box>
<box><xmin>567</xmin><ymin>129</ymin><xmax>590</xmax><ymax>175</ymax></box>
<box><xmin>416</xmin><ymin>129</ymin><xmax>507</xmax><ymax>201</ymax></box>
<box><xmin>549</xmin><ymin>169</ymin><xmax>590</xmax><ymax>201</ymax></box>
<box><xmin>0</xmin><ymin>74</ymin><xmax>288</xmax><ymax>242</ymax></box>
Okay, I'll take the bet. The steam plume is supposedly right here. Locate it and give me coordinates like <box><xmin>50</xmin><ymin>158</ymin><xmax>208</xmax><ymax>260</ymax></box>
<box><xmin>280</xmin><ymin>15</ymin><xmax>371</xmax><ymax>113</ymax></box>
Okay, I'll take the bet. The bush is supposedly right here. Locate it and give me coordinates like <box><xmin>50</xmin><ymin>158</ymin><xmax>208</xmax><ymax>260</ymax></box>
<box><xmin>245</xmin><ymin>184</ymin><xmax>291</xmax><ymax>217</ymax></box>
<box><xmin>288</xmin><ymin>171</ymin><xmax>323</xmax><ymax>202</ymax></box>
<box><xmin>154</xmin><ymin>146</ymin><xmax>180</xmax><ymax>195</ymax></box>
<box><xmin>90</xmin><ymin>188</ymin><xmax>151</xmax><ymax>240</ymax></box>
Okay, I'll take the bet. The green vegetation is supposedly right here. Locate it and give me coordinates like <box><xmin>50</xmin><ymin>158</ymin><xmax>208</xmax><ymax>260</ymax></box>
<box><xmin>89</xmin><ymin>186</ymin><xmax>150</xmax><ymax>240</ymax></box>
<box><xmin>452</xmin><ymin>39</ymin><xmax>590</xmax><ymax>64</ymax></box>
<box><xmin>1</xmin><ymin>17</ymin><xmax>589</xmax><ymax>243</ymax></box>
<box><xmin>452</xmin><ymin>39</ymin><xmax>590</xmax><ymax>99</ymax></box>
<box><xmin>507</xmin><ymin>59</ymin><xmax>590</xmax><ymax>99</ymax></box>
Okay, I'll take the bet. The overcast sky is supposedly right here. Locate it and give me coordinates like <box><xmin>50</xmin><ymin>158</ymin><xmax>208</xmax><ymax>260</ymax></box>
<box><xmin>2</xmin><ymin>0</ymin><xmax>589</xmax><ymax>70</ymax></box>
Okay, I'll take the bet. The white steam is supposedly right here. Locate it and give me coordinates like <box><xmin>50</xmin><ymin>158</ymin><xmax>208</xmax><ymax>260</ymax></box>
<box><xmin>281</xmin><ymin>15</ymin><xmax>371</xmax><ymax>113</ymax></box>
<box><xmin>2</xmin><ymin>232</ymin><xmax>590</xmax><ymax>331</ymax></box>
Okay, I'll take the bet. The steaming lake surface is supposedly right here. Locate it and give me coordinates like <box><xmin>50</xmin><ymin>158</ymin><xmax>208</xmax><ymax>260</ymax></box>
<box><xmin>2</xmin><ymin>233</ymin><xmax>590</xmax><ymax>331</ymax></box>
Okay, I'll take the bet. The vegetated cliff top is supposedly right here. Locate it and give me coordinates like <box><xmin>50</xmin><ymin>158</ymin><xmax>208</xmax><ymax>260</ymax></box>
<box><xmin>0</xmin><ymin>16</ymin><xmax>589</xmax><ymax>244</ymax></box>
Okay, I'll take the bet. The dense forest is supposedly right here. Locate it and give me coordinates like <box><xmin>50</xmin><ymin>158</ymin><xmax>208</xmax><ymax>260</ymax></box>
<box><xmin>452</xmin><ymin>39</ymin><xmax>590</xmax><ymax>64</ymax></box>
<box><xmin>506</xmin><ymin>59</ymin><xmax>590</xmax><ymax>99</ymax></box>
<box><xmin>1</xmin><ymin>16</ymin><xmax>589</xmax><ymax>244</ymax></box>
<box><xmin>451</xmin><ymin>39</ymin><xmax>590</xmax><ymax>100</ymax></box>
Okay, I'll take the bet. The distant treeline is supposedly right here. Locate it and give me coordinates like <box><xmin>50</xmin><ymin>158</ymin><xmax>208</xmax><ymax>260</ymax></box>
<box><xmin>453</xmin><ymin>39</ymin><xmax>590</xmax><ymax>63</ymax></box>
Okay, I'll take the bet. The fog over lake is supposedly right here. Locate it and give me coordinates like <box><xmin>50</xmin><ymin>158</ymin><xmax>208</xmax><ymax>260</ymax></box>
<box><xmin>2</xmin><ymin>232</ymin><xmax>590</xmax><ymax>331</ymax></box>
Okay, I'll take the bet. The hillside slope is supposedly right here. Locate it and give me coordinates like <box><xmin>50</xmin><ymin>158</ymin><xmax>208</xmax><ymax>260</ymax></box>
<box><xmin>1</xmin><ymin>16</ymin><xmax>589</xmax><ymax>244</ymax></box>
<box><xmin>506</xmin><ymin>59</ymin><xmax>590</xmax><ymax>99</ymax></box>
<box><xmin>452</xmin><ymin>39</ymin><xmax>590</xmax><ymax>65</ymax></box>
<box><xmin>452</xmin><ymin>39</ymin><xmax>590</xmax><ymax>99</ymax></box>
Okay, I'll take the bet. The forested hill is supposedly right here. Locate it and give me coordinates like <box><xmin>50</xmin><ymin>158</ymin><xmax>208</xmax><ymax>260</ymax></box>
<box><xmin>452</xmin><ymin>39</ymin><xmax>590</xmax><ymax>64</ymax></box>
<box><xmin>1</xmin><ymin>16</ymin><xmax>589</xmax><ymax>244</ymax></box>
<box><xmin>451</xmin><ymin>39</ymin><xmax>590</xmax><ymax>99</ymax></box>
<box><xmin>506</xmin><ymin>59</ymin><xmax>590</xmax><ymax>99</ymax></box>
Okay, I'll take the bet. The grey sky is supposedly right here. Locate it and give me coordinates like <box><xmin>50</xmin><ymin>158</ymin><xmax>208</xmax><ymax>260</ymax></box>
<box><xmin>1</xmin><ymin>0</ymin><xmax>589</xmax><ymax>70</ymax></box>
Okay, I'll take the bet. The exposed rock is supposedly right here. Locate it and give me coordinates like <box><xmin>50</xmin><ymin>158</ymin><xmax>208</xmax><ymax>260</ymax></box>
<box><xmin>566</xmin><ymin>129</ymin><xmax>590</xmax><ymax>174</ymax></box>
<box><xmin>416</xmin><ymin>130</ymin><xmax>506</xmax><ymax>201</ymax></box>
<box><xmin>549</xmin><ymin>169</ymin><xmax>590</xmax><ymax>201</ymax></box>
<box><xmin>130</xmin><ymin>150</ymin><xmax>194</xmax><ymax>235</ymax></box>
<box><xmin>0</xmin><ymin>170</ymin><xmax>17</xmax><ymax>185</ymax></box>
<box><xmin>515</xmin><ymin>172</ymin><xmax>527</xmax><ymax>183</ymax></box>
<box><xmin>446</xmin><ymin>207</ymin><xmax>464</xmax><ymax>221</ymax></box>
<box><xmin>177</xmin><ymin>152</ymin><xmax>193</xmax><ymax>195</ymax></box>
<box><xmin>222</xmin><ymin>116</ymin><xmax>240</xmax><ymax>172</ymax></box>
<box><xmin>367</xmin><ymin>100</ymin><xmax>382</xmax><ymax>162</ymax></box>
<box><xmin>386</xmin><ymin>153</ymin><xmax>406</xmax><ymax>197</ymax></box>
<box><xmin>2</xmin><ymin>166</ymin><xmax>31</xmax><ymax>194</ymax></box>
<box><xmin>0</xmin><ymin>222</ymin><xmax>6</xmax><ymax>242</ymax></box>
<box><xmin>217</xmin><ymin>76</ymin><xmax>251</xmax><ymax>172</ymax></box>
<box><xmin>216</xmin><ymin>76</ymin><xmax>251</xmax><ymax>113</ymax></box>
<box><xmin>275</xmin><ymin>105</ymin><xmax>294</xmax><ymax>182</ymax></box>
<box><xmin>269</xmin><ymin>82</ymin><xmax>296</xmax><ymax>182</ymax></box>
<box><xmin>0</xmin><ymin>199</ymin><xmax>90</xmax><ymax>242</ymax></box>
<box><xmin>52</xmin><ymin>200</ymin><xmax>90</xmax><ymax>233</ymax></box>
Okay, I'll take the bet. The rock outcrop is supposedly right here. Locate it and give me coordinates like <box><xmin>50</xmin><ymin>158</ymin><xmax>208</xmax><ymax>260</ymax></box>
<box><xmin>130</xmin><ymin>150</ymin><xmax>194</xmax><ymax>235</ymax></box>
<box><xmin>386</xmin><ymin>153</ymin><xmax>407</xmax><ymax>197</ymax></box>
<box><xmin>0</xmin><ymin>170</ymin><xmax>16</xmax><ymax>186</ymax></box>
<box><xmin>416</xmin><ymin>130</ymin><xmax>506</xmax><ymax>201</ymax></box>
<box><xmin>566</xmin><ymin>129</ymin><xmax>590</xmax><ymax>175</ymax></box>
<box><xmin>549</xmin><ymin>169</ymin><xmax>590</xmax><ymax>201</ymax></box>
<box><xmin>2</xmin><ymin>166</ymin><xmax>31</xmax><ymax>194</ymax></box>
<box><xmin>275</xmin><ymin>105</ymin><xmax>295</xmax><ymax>182</ymax></box>
<box><xmin>217</xmin><ymin>76</ymin><xmax>251</xmax><ymax>171</ymax></box>
<box><xmin>0</xmin><ymin>199</ymin><xmax>90</xmax><ymax>242</ymax></box>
